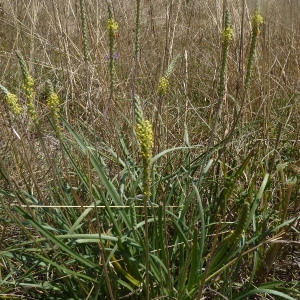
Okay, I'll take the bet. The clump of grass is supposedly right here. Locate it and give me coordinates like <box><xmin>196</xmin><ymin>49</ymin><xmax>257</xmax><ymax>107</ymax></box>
<box><xmin>0</xmin><ymin>2</ymin><xmax>299</xmax><ymax>300</ymax></box>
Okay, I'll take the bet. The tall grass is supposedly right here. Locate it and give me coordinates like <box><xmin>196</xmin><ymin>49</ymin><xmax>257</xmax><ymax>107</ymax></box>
<box><xmin>0</xmin><ymin>1</ymin><xmax>299</xmax><ymax>299</ymax></box>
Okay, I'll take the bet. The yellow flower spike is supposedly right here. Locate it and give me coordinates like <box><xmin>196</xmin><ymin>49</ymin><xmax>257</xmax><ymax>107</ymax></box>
<box><xmin>21</xmin><ymin>75</ymin><xmax>37</xmax><ymax>122</ymax></box>
<box><xmin>158</xmin><ymin>76</ymin><xmax>169</xmax><ymax>96</ymax></box>
<box><xmin>135</xmin><ymin>120</ymin><xmax>154</xmax><ymax>160</ymax></box>
<box><xmin>47</xmin><ymin>92</ymin><xmax>60</xmax><ymax>111</ymax></box>
<box><xmin>25</xmin><ymin>76</ymin><xmax>34</xmax><ymax>88</ymax></box>
<box><xmin>107</xmin><ymin>18</ymin><xmax>118</xmax><ymax>35</ymax></box>
<box><xmin>135</xmin><ymin>119</ymin><xmax>154</xmax><ymax>197</ymax></box>
<box><xmin>21</xmin><ymin>76</ymin><xmax>35</xmax><ymax>99</ymax></box>
<box><xmin>252</xmin><ymin>12</ymin><xmax>263</xmax><ymax>28</ymax></box>
<box><xmin>222</xmin><ymin>27</ymin><xmax>233</xmax><ymax>42</ymax></box>
<box><xmin>15</xmin><ymin>51</ymin><xmax>38</xmax><ymax>123</ymax></box>
<box><xmin>133</xmin><ymin>95</ymin><xmax>154</xmax><ymax>197</ymax></box>
<box><xmin>252</xmin><ymin>12</ymin><xmax>264</xmax><ymax>35</ymax></box>
<box><xmin>46</xmin><ymin>91</ymin><xmax>62</xmax><ymax>135</ymax></box>
<box><xmin>5</xmin><ymin>93</ymin><xmax>22</xmax><ymax>115</ymax></box>
<box><xmin>1</xmin><ymin>84</ymin><xmax>22</xmax><ymax>115</ymax></box>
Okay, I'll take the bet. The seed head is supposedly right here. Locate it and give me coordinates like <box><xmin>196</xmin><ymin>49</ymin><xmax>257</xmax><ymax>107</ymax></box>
<box><xmin>252</xmin><ymin>12</ymin><xmax>263</xmax><ymax>34</ymax></box>
<box><xmin>5</xmin><ymin>93</ymin><xmax>22</xmax><ymax>115</ymax></box>
<box><xmin>107</xmin><ymin>18</ymin><xmax>118</xmax><ymax>35</ymax></box>
<box><xmin>47</xmin><ymin>91</ymin><xmax>61</xmax><ymax>135</ymax></box>
<box><xmin>158</xmin><ymin>77</ymin><xmax>169</xmax><ymax>96</ymax></box>
<box><xmin>135</xmin><ymin>120</ymin><xmax>154</xmax><ymax>161</ymax></box>
<box><xmin>21</xmin><ymin>75</ymin><xmax>37</xmax><ymax>122</ymax></box>
<box><xmin>222</xmin><ymin>27</ymin><xmax>233</xmax><ymax>42</ymax></box>
<box><xmin>0</xmin><ymin>84</ymin><xmax>22</xmax><ymax>115</ymax></box>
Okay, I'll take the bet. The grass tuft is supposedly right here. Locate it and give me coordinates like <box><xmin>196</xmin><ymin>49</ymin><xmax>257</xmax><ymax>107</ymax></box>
<box><xmin>0</xmin><ymin>1</ymin><xmax>299</xmax><ymax>299</ymax></box>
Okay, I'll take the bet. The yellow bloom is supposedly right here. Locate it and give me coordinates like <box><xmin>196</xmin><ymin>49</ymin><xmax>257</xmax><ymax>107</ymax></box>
<box><xmin>158</xmin><ymin>76</ymin><xmax>169</xmax><ymax>96</ymax></box>
<box><xmin>24</xmin><ymin>75</ymin><xmax>34</xmax><ymax>88</ymax></box>
<box><xmin>47</xmin><ymin>92</ymin><xmax>60</xmax><ymax>111</ymax></box>
<box><xmin>21</xmin><ymin>76</ymin><xmax>34</xmax><ymax>98</ymax></box>
<box><xmin>22</xmin><ymin>76</ymin><xmax>37</xmax><ymax>122</ymax></box>
<box><xmin>135</xmin><ymin>119</ymin><xmax>154</xmax><ymax>197</ymax></box>
<box><xmin>222</xmin><ymin>27</ymin><xmax>233</xmax><ymax>42</ymax></box>
<box><xmin>5</xmin><ymin>93</ymin><xmax>22</xmax><ymax>115</ymax></box>
<box><xmin>252</xmin><ymin>12</ymin><xmax>263</xmax><ymax>34</ymax></box>
<box><xmin>46</xmin><ymin>91</ymin><xmax>61</xmax><ymax>134</ymax></box>
<box><xmin>252</xmin><ymin>12</ymin><xmax>263</xmax><ymax>27</ymax></box>
<box><xmin>135</xmin><ymin>120</ymin><xmax>154</xmax><ymax>161</ymax></box>
<box><xmin>107</xmin><ymin>18</ymin><xmax>118</xmax><ymax>35</ymax></box>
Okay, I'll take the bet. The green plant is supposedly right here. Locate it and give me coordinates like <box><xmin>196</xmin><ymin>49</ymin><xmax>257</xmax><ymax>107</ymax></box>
<box><xmin>0</xmin><ymin>2</ymin><xmax>299</xmax><ymax>299</ymax></box>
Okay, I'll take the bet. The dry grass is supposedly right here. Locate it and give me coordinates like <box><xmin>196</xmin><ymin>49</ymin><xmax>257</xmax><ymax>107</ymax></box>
<box><xmin>0</xmin><ymin>1</ymin><xmax>299</xmax><ymax>299</ymax></box>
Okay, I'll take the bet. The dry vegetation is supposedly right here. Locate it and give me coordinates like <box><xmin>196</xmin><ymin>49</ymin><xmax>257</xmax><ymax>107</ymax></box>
<box><xmin>0</xmin><ymin>0</ymin><xmax>299</xmax><ymax>299</ymax></box>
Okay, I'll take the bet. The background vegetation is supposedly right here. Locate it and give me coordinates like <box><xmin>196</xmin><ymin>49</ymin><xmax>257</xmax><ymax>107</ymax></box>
<box><xmin>0</xmin><ymin>0</ymin><xmax>299</xmax><ymax>299</ymax></box>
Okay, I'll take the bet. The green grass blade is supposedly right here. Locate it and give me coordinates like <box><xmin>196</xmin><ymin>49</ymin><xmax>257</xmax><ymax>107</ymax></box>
<box><xmin>235</xmin><ymin>288</ymin><xmax>296</xmax><ymax>300</ymax></box>
<box><xmin>13</xmin><ymin>207</ymin><xmax>98</xmax><ymax>269</ymax></box>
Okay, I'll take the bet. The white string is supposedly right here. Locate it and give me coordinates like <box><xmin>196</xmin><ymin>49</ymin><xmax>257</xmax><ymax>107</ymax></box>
<box><xmin>12</xmin><ymin>204</ymin><xmax>183</xmax><ymax>208</ymax></box>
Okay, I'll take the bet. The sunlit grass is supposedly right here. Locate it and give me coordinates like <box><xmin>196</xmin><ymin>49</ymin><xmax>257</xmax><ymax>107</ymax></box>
<box><xmin>0</xmin><ymin>1</ymin><xmax>299</xmax><ymax>299</ymax></box>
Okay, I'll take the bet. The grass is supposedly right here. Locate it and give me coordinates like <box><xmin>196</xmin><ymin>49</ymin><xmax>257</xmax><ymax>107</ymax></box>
<box><xmin>0</xmin><ymin>0</ymin><xmax>299</xmax><ymax>299</ymax></box>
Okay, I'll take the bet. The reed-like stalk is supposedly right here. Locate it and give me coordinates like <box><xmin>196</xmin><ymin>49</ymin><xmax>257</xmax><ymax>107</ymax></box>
<box><xmin>243</xmin><ymin>11</ymin><xmax>263</xmax><ymax>93</ymax></box>
<box><xmin>134</xmin><ymin>94</ymin><xmax>154</xmax><ymax>300</ymax></box>
<box><xmin>217</xmin><ymin>9</ymin><xmax>232</xmax><ymax>115</ymax></box>
<box><xmin>135</xmin><ymin>0</ymin><xmax>141</xmax><ymax>59</ymax></box>
<box><xmin>154</xmin><ymin>54</ymin><xmax>179</xmax><ymax>152</ymax></box>
<box><xmin>79</xmin><ymin>0</ymin><xmax>91</xmax><ymax>109</ymax></box>
<box><xmin>132</xmin><ymin>0</ymin><xmax>141</xmax><ymax>104</ymax></box>
<box><xmin>196</xmin><ymin>9</ymin><xmax>233</xmax><ymax>189</ymax></box>
<box><xmin>105</xmin><ymin>7</ymin><xmax>118</xmax><ymax>116</ymax></box>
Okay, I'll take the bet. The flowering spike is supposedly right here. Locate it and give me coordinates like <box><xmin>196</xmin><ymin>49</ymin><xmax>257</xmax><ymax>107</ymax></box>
<box><xmin>158</xmin><ymin>77</ymin><xmax>169</xmax><ymax>96</ymax></box>
<box><xmin>252</xmin><ymin>12</ymin><xmax>264</xmax><ymax>34</ymax></box>
<box><xmin>21</xmin><ymin>75</ymin><xmax>37</xmax><ymax>122</ymax></box>
<box><xmin>16</xmin><ymin>51</ymin><xmax>38</xmax><ymax>124</ymax></box>
<box><xmin>0</xmin><ymin>84</ymin><xmax>22</xmax><ymax>115</ymax></box>
<box><xmin>134</xmin><ymin>95</ymin><xmax>154</xmax><ymax>197</ymax></box>
<box><xmin>107</xmin><ymin>18</ymin><xmax>118</xmax><ymax>35</ymax></box>
<box><xmin>45</xmin><ymin>81</ymin><xmax>61</xmax><ymax>136</ymax></box>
